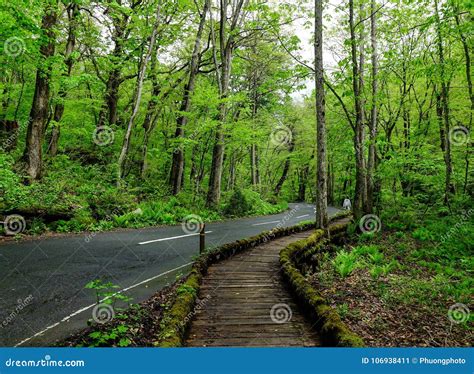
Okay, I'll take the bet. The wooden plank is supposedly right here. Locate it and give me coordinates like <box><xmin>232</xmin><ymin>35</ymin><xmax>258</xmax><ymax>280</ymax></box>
<box><xmin>185</xmin><ymin>229</ymin><xmax>322</xmax><ymax>348</ymax></box>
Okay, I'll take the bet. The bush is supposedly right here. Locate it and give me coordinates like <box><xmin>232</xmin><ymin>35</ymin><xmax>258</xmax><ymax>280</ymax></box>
<box><xmin>0</xmin><ymin>154</ymin><xmax>26</xmax><ymax>211</ymax></box>
<box><xmin>223</xmin><ymin>188</ymin><xmax>287</xmax><ymax>217</ymax></box>
<box><xmin>223</xmin><ymin>189</ymin><xmax>251</xmax><ymax>217</ymax></box>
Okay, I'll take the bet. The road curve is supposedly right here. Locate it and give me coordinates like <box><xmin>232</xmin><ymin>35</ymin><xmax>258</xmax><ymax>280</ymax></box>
<box><xmin>0</xmin><ymin>204</ymin><xmax>340</xmax><ymax>346</ymax></box>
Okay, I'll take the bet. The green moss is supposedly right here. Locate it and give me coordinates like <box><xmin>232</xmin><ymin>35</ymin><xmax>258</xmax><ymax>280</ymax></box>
<box><xmin>279</xmin><ymin>216</ymin><xmax>364</xmax><ymax>347</ymax></box>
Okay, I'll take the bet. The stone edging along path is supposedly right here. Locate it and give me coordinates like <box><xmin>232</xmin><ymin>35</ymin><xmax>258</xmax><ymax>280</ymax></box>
<box><xmin>280</xmin><ymin>217</ymin><xmax>364</xmax><ymax>347</ymax></box>
<box><xmin>156</xmin><ymin>212</ymin><xmax>363</xmax><ymax>347</ymax></box>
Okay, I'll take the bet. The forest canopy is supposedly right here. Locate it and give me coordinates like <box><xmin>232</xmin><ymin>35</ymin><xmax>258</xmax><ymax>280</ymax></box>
<box><xmin>0</xmin><ymin>0</ymin><xmax>472</xmax><ymax>233</ymax></box>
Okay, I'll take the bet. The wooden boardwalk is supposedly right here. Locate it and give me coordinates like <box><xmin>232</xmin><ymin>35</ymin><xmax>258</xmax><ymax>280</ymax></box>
<box><xmin>186</xmin><ymin>231</ymin><xmax>321</xmax><ymax>347</ymax></box>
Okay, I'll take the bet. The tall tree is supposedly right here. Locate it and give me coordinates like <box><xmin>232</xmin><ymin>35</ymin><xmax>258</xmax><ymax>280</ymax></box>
<box><xmin>117</xmin><ymin>1</ymin><xmax>162</xmax><ymax>183</ymax></box>
<box><xmin>23</xmin><ymin>0</ymin><xmax>59</xmax><ymax>181</ymax></box>
<box><xmin>349</xmin><ymin>0</ymin><xmax>367</xmax><ymax>218</ymax></box>
<box><xmin>169</xmin><ymin>0</ymin><xmax>211</xmax><ymax>195</ymax></box>
<box><xmin>366</xmin><ymin>0</ymin><xmax>378</xmax><ymax>213</ymax></box>
<box><xmin>452</xmin><ymin>1</ymin><xmax>472</xmax><ymax>193</ymax></box>
<box><xmin>47</xmin><ymin>2</ymin><xmax>80</xmax><ymax>156</ymax></box>
<box><xmin>95</xmin><ymin>0</ymin><xmax>139</xmax><ymax>129</ymax></box>
<box><xmin>434</xmin><ymin>0</ymin><xmax>454</xmax><ymax>205</ymax></box>
<box><xmin>206</xmin><ymin>0</ymin><xmax>248</xmax><ymax>207</ymax></box>
<box><xmin>314</xmin><ymin>0</ymin><xmax>328</xmax><ymax>228</ymax></box>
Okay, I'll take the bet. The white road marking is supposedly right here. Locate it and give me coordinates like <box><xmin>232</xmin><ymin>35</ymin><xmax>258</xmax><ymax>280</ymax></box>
<box><xmin>138</xmin><ymin>231</ymin><xmax>212</xmax><ymax>245</ymax></box>
<box><xmin>15</xmin><ymin>262</ymin><xmax>194</xmax><ymax>347</ymax></box>
<box><xmin>296</xmin><ymin>214</ymin><xmax>310</xmax><ymax>219</ymax></box>
<box><xmin>252</xmin><ymin>220</ymin><xmax>280</xmax><ymax>226</ymax></box>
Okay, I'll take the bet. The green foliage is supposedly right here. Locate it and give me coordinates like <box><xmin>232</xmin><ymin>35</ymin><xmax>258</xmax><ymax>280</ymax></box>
<box><xmin>369</xmin><ymin>262</ymin><xmax>398</xmax><ymax>280</ymax></box>
<box><xmin>358</xmin><ymin>232</ymin><xmax>375</xmax><ymax>243</ymax></box>
<box><xmin>87</xmin><ymin>324</ymin><xmax>131</xmax><ymax>348</ymax></box>
<box><xmin>223</xmin><ymin>188</ymin><xmax>251</xmax><ymax>217</ymax></box>
<box><xmin>85</xmin><ymin>279</ymin><xmax>132</xmax><ymax>306</ymax></box>
<box><xmin>332</xmin><ymin>250</ymin><xmax>359</xmax><ymax>278</ymax></box>
<box><xmin>0</xmin><ymin>154</ymin><xmax>26</xmax><ymax>211</ymax></box>
<box><xmin>176</xmin><ymin>284</ymin><xmax>197</xmax><ymax>297</ymax></box>
<box><xmin>412</xmin><ymin>227</ymin><xmax>434</xmax><ymax>241</ymax></box>
<box><xmin>352</xmin><ymin>245</ymin><xmax>379</xmax><ymax>257</ymax></box>
<box><xmin>336</xmin><ymin>303</ymin><xmax>349</xmax><ymax>319</ymax></box>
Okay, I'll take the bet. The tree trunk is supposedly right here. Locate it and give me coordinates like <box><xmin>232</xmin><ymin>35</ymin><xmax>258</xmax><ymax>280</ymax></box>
<box><xmin>117</xmin><ymin>4</ymin><xmax>162</xmax><ymax>184</ymax></box>
<box><xmin>250</xmin><ymin>144</ymin><xmax>261</xmax><ymax>186</ymax></box>
<box><xmin>23</xmin><ymin>0</ymin><xmax>58</xmax><ymax>181</ymax></box>
<box><xmin>97</xmin><ymin>8</ymin><xmax>130</xmax><ymax>129</ymax></box>
<box><xmin>366</xmin><ymin>0</ymin><xmax>378</xmax><ymax>213</ymax></box>
<box><xmin>169</xmin><ymin>0</ymin><xmax>210</xmax><ymax>195</ymax></box>
<box><xmin>328</xmin><ymin>159</ymin><xmax>335</xmax><ymax>206</ymax></box>
<box><xmin>434</xmin><ymin>0</ymin><xmax>454</xmax><ymax>205</ymax></box>
<box><xmin>274</xmin><ymin>140</ymin><xmax>295</xmax><ymax>196</ymax></box>
<box><xmin>206</xmin><ymin>0</ymin><xmax>248</xmax><ymax>207</ymax></box>
<box><xmin>297</xmin><ymin>167</ymin><xmax>308</xmax><ymax>202</ymax></box>
<box><xmin>453</xmin><ymin>7</ymin><xmax>473</xmax><ymax>193</ymax></box>
<box><xmin>349</xmin><ymin>0</ymin><xmax>367</xmax><ymax>219</ymax></box>
<box><xmin>48</xmin><ymin>3</ymin><xmax>79</xmax><ymax>156</ymax></box>
<box><xmin>315</xmin><ymin>0</ymin><xmax>328</xmax><ymax>228</ymax></box>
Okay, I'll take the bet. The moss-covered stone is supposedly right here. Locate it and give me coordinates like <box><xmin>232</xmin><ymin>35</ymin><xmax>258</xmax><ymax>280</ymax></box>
<box><xmin>279</xmin><ymin>215</ymin><xmax>365</xmax><ymax>347</ymax></box>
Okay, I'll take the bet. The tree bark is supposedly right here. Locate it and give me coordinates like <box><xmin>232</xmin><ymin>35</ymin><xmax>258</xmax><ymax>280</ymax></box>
<box><xmin>453</xmin><ymin>6</ymin><xmax>472</xmax><ymax>193</ymax></box>
<box><xmin>349</xmin><ymin>0</ymin><xmax>367</xmax><ymax>219</ymax></box>
<box><xmin>139</xmin><ymin>52</ymin><xmax>161</xmax><ymax>179</ymax></box>
<box><xmin>206</xmin><ymin>0</ymin><xmax>248</xmax><ymax>207</ymax></box>
<box><xmin>23</xmin><ymin>0</ymin><xmax>58</xmax><ymax>181</ymax></box>
<box><xmin>366</xmin><ymin>0</ymin><xmax>378</xmax><ymax>213</ymax></box>
<box><xmin>117</xmin><ymin>3</ymin><xmax>162</xmax><ymax>184</ymax></box>
<box><xmin>169</xmin><ymin>0</ymin><xmax>210</xmax><ymax>195</ymax></box>
<box><xmin>315</xmin><ymin>0</ymin><xmax>328</xmax><ymax>228</ymax></box>
<box><xmin>48</xmin><ymin>3</ymin><xmax>79</xmax><ymax>156</ymax></box>
<box><xmin>96</xmin><ymin>3</ymin><xmax>132</xmax><ymax>129</ymax></box>
<box><xmin>434</xmin><ymin>0</ymin><xmax>454</xmax><ymax>205</ymax></box>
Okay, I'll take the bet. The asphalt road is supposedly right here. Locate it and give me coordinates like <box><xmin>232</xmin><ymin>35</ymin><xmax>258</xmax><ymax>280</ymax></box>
<box><xmin>0</xmin><ymin>204</ymin><xmax>340</xmax><ymax>346</ymax></box>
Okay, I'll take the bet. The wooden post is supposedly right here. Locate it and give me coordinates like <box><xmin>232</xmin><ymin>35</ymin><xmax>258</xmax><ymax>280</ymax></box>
<box><xmin>199</xmin><ymin>223</ymin><xmax>205</xmax><ymax>253</ymax></box>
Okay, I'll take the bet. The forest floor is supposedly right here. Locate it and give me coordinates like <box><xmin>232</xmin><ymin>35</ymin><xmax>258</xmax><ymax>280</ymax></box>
<box><xmin>310</xmin><ymin>230</ymin><xmax>473</xmax><ymax>347</ymax></box>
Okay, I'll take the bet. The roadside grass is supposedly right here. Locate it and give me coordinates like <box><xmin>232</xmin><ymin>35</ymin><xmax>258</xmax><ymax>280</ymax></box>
<box><xmin>1</xmin><ymin>154</ymin><xmax>288</xmax><ymax>236</ymax></box>
<box><xmin>61</xmin><ymin>277</ymin><xmax>187</xmax><ymax>347</ymax></box>
<box><xmin>308</xmin><ymin>211</ymin><xmax>473</xmax><ymax>346</ymax></box>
